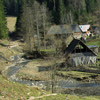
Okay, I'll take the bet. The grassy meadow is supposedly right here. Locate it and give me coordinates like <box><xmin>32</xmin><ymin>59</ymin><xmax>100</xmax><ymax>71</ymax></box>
<box><xmin>85</xmin><ymin>38</ymin><xmax>100</xmax><ymax>47</ymax></box>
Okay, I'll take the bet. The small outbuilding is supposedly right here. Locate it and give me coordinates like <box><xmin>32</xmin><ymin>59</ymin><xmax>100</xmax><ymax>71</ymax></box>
<box><xmin>66</xmin><ymin>39</ymin><xmax>97</xmax><ymax>67</ymax></box>
<box><xmin>91</xmin><ymin>26</ymin><xmax>100</xmax><ymax>35</ymax></box>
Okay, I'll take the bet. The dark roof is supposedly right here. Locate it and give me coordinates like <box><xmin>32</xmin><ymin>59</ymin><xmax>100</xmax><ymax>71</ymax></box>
<box><xmin>87</xmin><ymin>45</ymin><xmax>98</xmax><ymax>48</ymax></box>
<box><xmin>71</xmin><ymin>24</ymin><xmax>82</xmax><ymax>33</ymax></box>
<box><xmin>66</xmin><ymin>39</ymin><xmax>97</xmax><ymax>56</ymax></box>
<box><xmin>47</xmin><ymin>25</ymin><xmax>74</xmax><ymax>35</ymax></box>
<box><xmin>92</xmin><ymin>26</ymin><xmax>99</xmax><ymax>31</ymax></box>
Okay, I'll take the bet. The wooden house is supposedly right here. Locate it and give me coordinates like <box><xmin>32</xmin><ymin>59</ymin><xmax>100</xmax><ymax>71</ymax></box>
<box><xmin>65</xmin><ymin>39</ymin><xmax>97</xmax><ymax>67</ymax></box>
<box><xmin>91</xmin><ymin>26</ymin><xmax>100</xmax><ymax>35</ymax></box>
<box><xmin>47</xmin><ymin>25</ymin><xmax>74</xmax><ymax>39</ymax></box>
<box><xmin>79</xmin><ymin>25</ymin><xmax>92</xmax><ymax>39</ymax></box>
<box><xmin>71</xmin><ymin>24</ymin><xmax>82</xmax><ymax>39</ymax></box>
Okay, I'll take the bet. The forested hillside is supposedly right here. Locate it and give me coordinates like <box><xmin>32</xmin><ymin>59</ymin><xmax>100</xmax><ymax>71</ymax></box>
<box><xmin>2</xmin><ymin>0</ymin><xmax>100</xmax><ymax>53</ymax></box>
<box><xmin>3</xmin><ymin>0</ymin><xmax>100</xmax><ymax>25</ymax></box>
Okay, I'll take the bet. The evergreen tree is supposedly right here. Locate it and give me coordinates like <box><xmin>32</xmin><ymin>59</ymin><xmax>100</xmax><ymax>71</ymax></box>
<box><xmin>59</xmin><ymin>0</ymin><xmax>67</xmax><ymax>24</ymax></box>
<box><xmin>3</xmin><ymin>0</ymin><xmax>23</xmax><ymax>16</ymax></box>
<box><xmin>15</xmin><ymin>0</ymin><xmax>23</xmax><ymax>36</ymax></box>
<box><xmin>85</xmin><ymin>0</ymin><xmax>96</xmax><ymax>13</ymax></box>
<box><xmin>0</xmin><ymin>0</ymin><xmax>8</xmax><ymax>39</ymax></box>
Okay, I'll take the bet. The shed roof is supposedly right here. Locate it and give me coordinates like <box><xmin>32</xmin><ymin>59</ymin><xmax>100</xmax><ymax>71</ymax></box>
<box><xmin>47</xmin><ymin>25</ymin><xmax>74</xmax><ymax>35</ymax></box>
<box><xmin>66</xmin><ymin>39</ymin><xmax>97</xmax><ymax>56</ymax></box>
<box><xmin>87</xmin><ymin>45</ymin><xmax>98</xmax><ymax>48</ymax></box>
<box><xmin>79</xmin><ymin>25</ymin><xmax>90</xmax><ymax>32</ymax></box>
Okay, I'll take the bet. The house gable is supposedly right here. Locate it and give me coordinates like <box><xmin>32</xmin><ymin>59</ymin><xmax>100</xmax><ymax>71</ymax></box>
<box><xmin>66</xmin><ymin>39</ymin><xmax>96</xmax><ymax>56</ymax></box>
<box><xmin>71</xmin><ymin>24</ymin><xmax>82</xmax><ymax>33</ymax></box>
<box><xmin>66</xmin><ymin>39</ymin><xmax>97</xmax><ymax>66</ymax></box>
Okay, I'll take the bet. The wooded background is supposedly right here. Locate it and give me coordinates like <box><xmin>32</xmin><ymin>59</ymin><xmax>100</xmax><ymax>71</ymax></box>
<box><xmin>3</xmin><ymin>0</ymin><xmax>100</xmax><ymax>25</ymax></box>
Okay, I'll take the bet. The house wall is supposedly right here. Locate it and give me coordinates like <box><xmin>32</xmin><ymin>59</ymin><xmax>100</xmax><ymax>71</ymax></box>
<box><xmin>86</xmin><ymin>31</ymin><xmax>91</xmax><ymax>36</ymax></box>
<box><xmin>69</xmin><ymin>56</ymin><xmax>97</xmax><ymax>67</ymax></box>
<box><xmin>73</xmin><ymin>33</ymin><xmax>82</xmax><ymax>39</ymax></box>
<box><xmin>68</xmin><ymin>52</ymin><xmax>97</xmax><ymax>67</ymax></box>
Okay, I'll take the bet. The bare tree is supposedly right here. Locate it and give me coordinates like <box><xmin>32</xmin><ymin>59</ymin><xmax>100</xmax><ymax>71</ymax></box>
<box><xmin>70</xmin><ymin>0</ymin><xmax>86</xmax><ymax>11</ymax></box>
<box><xmin>47</xmin><ymin>51</ymin><xmax>66</xmax><ymax>93</ymax></box>
<box><xmin>32</xmin><ymin>1</ymin><xmax>42</xmax><ymax>52</ymax></box>
<box><xmin>53</xmin><ymin>0</ymin><xmax>56</xmax><ymax>10</ymax></box>
<box><xmin>66</xmin><ymin>10</ymin><xmax>74</xmax><ymax>24</ymax></box>
<box><xmin>20</xmin><ymin>3</ymin><xmax>34</xmax><ymax>54</ymax></box>
<box><xmin>20</xmin><ymin>0</ymin><xmax>51</xmax><ymax>54</ymax></box>
<box><xmin>41</xmin><ymin>3</ymin><xmax>51</xmax><ymax>50</ymax></box>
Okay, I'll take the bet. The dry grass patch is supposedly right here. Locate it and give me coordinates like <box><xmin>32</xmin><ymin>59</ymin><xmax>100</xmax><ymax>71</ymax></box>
<box><xmin>16</xmin><ymin>60</ymin><xmax>52</xmax><ymax>80</ymax></box>
<box><xmin>6</xmin><ymin>16</ymin><xmax>17</xmax><ymax>32</ymax></box>
<box><xmin>0</xmin><ymin>40</ymin><xmax>23</xmax><ymax>73</ymax></box>
<box><xmin>15</xmin><ymin>59</ymin><xmax>65</xmax><ymax>81</ymax></box>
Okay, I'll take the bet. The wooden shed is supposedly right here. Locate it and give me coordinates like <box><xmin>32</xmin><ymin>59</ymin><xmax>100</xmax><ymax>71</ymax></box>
<box><xmin>66</xmin><ymin>39</ymin><xmax>97</xmax><ymax>67</ymax></box>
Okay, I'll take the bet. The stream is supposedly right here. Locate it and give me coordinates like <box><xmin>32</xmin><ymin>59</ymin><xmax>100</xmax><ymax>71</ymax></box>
<box><xmin>6</xmin><ymin>55</ymin><xmax>100</xmax><ymax>91</ymax></box>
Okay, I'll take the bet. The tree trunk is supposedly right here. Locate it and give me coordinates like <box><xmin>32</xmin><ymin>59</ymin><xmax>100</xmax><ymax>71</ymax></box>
<box><xmin>36</xmin><ymin>20</ymin><xmax>40</xmax><ymax>52</ymax></box>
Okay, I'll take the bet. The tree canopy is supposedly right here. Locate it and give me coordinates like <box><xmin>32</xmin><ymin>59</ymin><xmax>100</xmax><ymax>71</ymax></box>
<box><xmin>3</xmin><ymin>0</ymin><xmax>100</xmax><ymax>24</ymax></box>
<box><xmin>0</xmin><ymin>0</ymin><xmax>8</xmax><ymax>39</ymax></box>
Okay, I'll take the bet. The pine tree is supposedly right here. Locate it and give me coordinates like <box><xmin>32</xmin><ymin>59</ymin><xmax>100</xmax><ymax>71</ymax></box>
<box><xmin>0</xmin><ymin>0</ymin><xmax>8</xmax><ymax>39</ymax></box>
<box><xmin>59</xmin><ymin>0</ymin><xmax>67</xmax><ymax>24</ymax></box>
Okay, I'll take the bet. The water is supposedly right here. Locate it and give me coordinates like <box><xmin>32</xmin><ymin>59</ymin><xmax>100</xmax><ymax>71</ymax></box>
<box><xmin>12</xmin><ymin>79</ymin><xmax>100</xmax><ymax>89</ymax></box>
<box><xmin>7</xmin><ymin>55</ymin><xmax>100</xmax><ymax>89</ymax></box>
<box><xmin>7</xmin><ymin>61</ymin><xmax>29</xmax><ymax>77</ymax></box>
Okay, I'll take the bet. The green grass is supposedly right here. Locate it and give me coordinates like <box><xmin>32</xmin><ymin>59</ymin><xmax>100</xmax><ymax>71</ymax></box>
<box><xmin>85</xmin><ymin>38</ymin><xmax>100</xmax><ymax>47</ymax></box>
<box><xmin>41</xmin><ymin>48</ymin><xmax>56</xmax><ymax>52</ymax></box>
<box><xmin>57</xmin><ymin>71</ymin><xmax>99</xmax><ymax>79</ymax></box>
<box><xmin>0</xmin><ymin>40</ymin><xmax>10</xmax><ymax>45</ymax></box>
<box><xmin>0</xmin><ymin>75</ymin><xmax>48</xmax><ymax>99</ymax></box>
<box><xmin>37</xmin><ymin>94</ymin><xmax>100</xmax><ymax>100</ymax></box>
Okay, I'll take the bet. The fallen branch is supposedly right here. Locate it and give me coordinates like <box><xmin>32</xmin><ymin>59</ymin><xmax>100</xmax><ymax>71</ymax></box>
<box><xmin>28</xmin><ymin>93</ymin><xmax>57</xmax><ymax>100</ymax></box>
